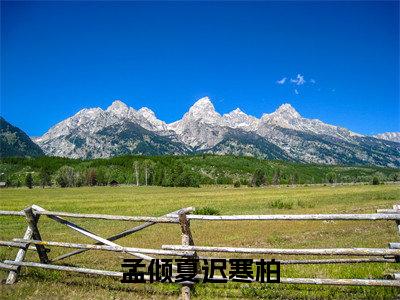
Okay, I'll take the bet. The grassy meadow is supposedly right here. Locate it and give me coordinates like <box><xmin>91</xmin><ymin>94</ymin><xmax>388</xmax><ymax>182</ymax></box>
<box><xmin>0</xmin><ymin>184</ymin><xmax>399</xmax><ymax>299</ymax></box>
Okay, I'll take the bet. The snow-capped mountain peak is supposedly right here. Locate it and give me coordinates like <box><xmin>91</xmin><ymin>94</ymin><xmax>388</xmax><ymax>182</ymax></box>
<box><xmin>76</xmin><ymin>107</ymin><xmax>103</xmax><ymax>117</ymax></box>
<box><xmin>166</xmin><ymin>97</ymin><xmax>223</xmax><ymax>147</ymax></box>
<box><xmin>273</xmin><ymin>103</ymin><xmax>301</xmax><ymax>119</ymax></box>
<box><xmin>258</xmin><ymin>103</ymin><xmax>361</xmax><ymax>141</ymax></box>
<box><xmin>176</xmin><ymin>96</ymin><xmax>222</xmax><ymax>125</ymax></box>
<box><xmin>106</xmin><ymin>100</ymin><xmax>131</xmax><ymax>116</ymax></box>
<box><xmin>228</xmin><ymin>108</ymin><xmax>245</xmax><ymax>115</ymax></box>
<box><xmin>187</xmin><ymin>96</ymin><xmax>219</xmax><ymax>119</ymax></box>
<box><xmin>138</xmin><ymin>107</ymin><xmax>156</xmax><ymax>118</ymax></box>
<box><xmin>260</xmin><ymin>103</ymin><xmax>301</xmax><ymax>127</ymax></box>
<box><xmin>191</xmin><ymin>96</ymin><xmax>213</xmax><ymax>107</ymax></box>
<box><xmin>223</xmin><ymin>108</ymin><xmax>259</xmax><ymax>131</ymax></box>
<box><xmin>137</xmin><ymin>107</ymin><xmax>168</xmax><ymax>131</ymax></box>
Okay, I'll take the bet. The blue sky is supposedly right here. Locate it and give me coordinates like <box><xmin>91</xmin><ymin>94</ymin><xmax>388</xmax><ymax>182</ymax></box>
<box><xmin>1</xmin><ymin>1</ymin><xmax>399</xmax><ymax>136</ymax></box>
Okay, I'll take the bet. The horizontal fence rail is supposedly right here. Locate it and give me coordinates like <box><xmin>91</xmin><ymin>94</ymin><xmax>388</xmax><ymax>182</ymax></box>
<box><xmin>3</xmin><ymin>260</ymin><xmax>400</xmax><ymax>287</ymax></box>
<box><xmin>1</xmin><ymin>204</ymin><xmax>400</xmax><ymax>299</ymax></box>
<box><xmin>0</xmin><ymin>210</ymin><xmax>25</xmax><ymax>216</ymax></box>
<box><xmin>186</xmin><ymin>213</ymin><xmax>400</xmax><ymax>221</ymax></box>
<box><xmin>34</xmin><ymin>210</ymin><xmax>180</xmax><ymax>223</ymax></box>
<box><xmin>162</xmin><ymin>245</ymin><xmax>400</xmax><ymax>256</ymax></box>
<box><xmin>3</xmin><ymin>210</ymin><xmax>400</xmax><ymax>221</ymax></box>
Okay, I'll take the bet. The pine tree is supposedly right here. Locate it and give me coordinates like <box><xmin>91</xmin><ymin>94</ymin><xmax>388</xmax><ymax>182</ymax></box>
<box><xmin>25</xmin><ymin>173</ymin><xmax>33</xmax><ymax>189</ymax></box>
<box><xmin>39</xmin><ymin>167</ymin><xmax>52</xmax><ymax>188</ymax></box>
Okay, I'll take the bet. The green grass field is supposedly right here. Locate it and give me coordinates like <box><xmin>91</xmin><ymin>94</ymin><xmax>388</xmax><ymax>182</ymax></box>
<box><xmin>1</xmin><ymin>184</ymin><xmax>399</xmax><ymax>299</ymax></box>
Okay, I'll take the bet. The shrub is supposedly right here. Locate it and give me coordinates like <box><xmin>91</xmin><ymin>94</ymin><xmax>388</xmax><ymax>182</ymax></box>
<box><xmin>326</xmin><ymin>172</ymin><xmax>336</xmax><ymax>184</ymax></box>
<box><xmin>267</xmin><ymin>200</ymin><xmax>293</xmax><ymax>209</ymax></box>
<box><xmin>193</xmin><ymin>207</ymin><xmax>221</xmax><ymax>215</ymax></box>
<box><xmin>372</xmin><ymin>176</ymin><xmax>380</xmax><ymax>185</ymax></box>
<box><xmin>233</xmin><ymin>181</ymin><xmax>241</xmax><ymax>188</ymax></box>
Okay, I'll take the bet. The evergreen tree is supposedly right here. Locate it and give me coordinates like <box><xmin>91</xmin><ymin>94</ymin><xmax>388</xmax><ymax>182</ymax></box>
<box><xmin>372</xmin><ymin>176</ymin><xmax>380</xmax><ymax>185</ymax></box>
<box><xmin>25</xmin><ymin>173</ymin><xmax>33</xmax><ymax>189</ymax></box>
<box><xmin>39</xmin><ymin>167</ymin><xmax>52</xmax><ymax>188</ymax></box>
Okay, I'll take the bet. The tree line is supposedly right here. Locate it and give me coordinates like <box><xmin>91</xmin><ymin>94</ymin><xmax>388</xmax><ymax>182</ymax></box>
<box><xmin>1</xmin><ymin>155</ymin><xmax>399</xmax><ymax>188</ymax></box>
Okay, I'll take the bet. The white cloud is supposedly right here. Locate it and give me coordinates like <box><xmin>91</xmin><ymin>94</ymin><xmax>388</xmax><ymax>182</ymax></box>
<box><xmin>290</xmin><ymin>74</ymin><xmax>306</xmax><ymax>85</ymax></box>
<box><xmin>294</xmin><ymin>89</ymin><xmax>299</xmax><ymax>95</ymax></box>
<box><xmin>276</xmin><ymin>77</ymin><xmax>287</xmax><ymax>85</ymax></box>
<box><xmin>310</xmin><ymin>78</ymin><xmax>316</xmax><ymax>84</ymax></box>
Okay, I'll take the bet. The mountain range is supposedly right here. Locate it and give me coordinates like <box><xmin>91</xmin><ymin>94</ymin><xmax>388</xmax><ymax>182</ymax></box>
<box><xmin>0</xmin><ymin>117</ymin><xmax>44</xmax><ymax>158</ymax></box>
<box><xmin>30</xmin><ymin>97</ymin><xmax>399</xmax><ymax>167</ymax></box>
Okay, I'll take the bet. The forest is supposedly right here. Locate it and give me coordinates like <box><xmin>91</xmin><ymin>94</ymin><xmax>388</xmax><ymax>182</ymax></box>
<box><xmin>0</xmin><ymin>155</ymin><xmax>399</xmax><ymax>188</ymax></box>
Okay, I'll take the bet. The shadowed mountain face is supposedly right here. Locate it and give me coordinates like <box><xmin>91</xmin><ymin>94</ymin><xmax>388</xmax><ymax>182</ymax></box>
<box><xmin>33</xmin><ymin>97</ymin><xmax>399</xmax><ymax>167</ymax></box>
<box><xmin>0</xmin><ymin>117</ymin><xmax>44</xmax><ymax>158</ymax></box>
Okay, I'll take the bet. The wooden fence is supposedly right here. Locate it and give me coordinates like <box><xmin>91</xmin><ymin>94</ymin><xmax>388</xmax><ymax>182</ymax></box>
<box><xmin>1</xmin><ymin>204</ymin><xmax>400</xmax><ymax>299</ymax></box>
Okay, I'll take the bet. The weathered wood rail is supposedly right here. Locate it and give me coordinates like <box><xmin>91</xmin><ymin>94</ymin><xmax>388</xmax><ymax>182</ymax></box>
<box><xmin>1</xmin><ymin>204</ymin><xmax>400</xmax><ymax>299</ymax></box>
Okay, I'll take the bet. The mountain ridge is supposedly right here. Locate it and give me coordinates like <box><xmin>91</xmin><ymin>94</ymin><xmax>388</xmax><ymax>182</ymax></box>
<box><xmin>0</xmin><ymin>117</ymin><xmax>45</xmax><ymax>158</ymax></box>
<box><xmin>373</xmin><ymin>132</ymin><xmax>400</xmax><ymax>143</ymax></box>
<box><xmin>30</xmin><ymin>97</ymin><xmax>400</xmax><ymax>167</ymax></box>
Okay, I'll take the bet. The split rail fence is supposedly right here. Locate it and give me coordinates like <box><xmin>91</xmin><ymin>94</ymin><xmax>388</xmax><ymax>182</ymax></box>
<box><xmin>1</xmin><ymin>204</ymin><xmax>400</xmax><ymax>299</ymax></box>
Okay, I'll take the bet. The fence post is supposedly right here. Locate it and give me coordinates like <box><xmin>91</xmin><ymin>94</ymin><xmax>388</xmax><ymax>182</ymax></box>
<box><xmin>6</xmin><ymin>226</ymin><xmax>33</xmax><ymax>284</ymax></box>
<box><xmin>24</xmin><ymin>206</ymin><xmax>49</xmax><ymax>264</ymax></box>
<box><xmin>178</xmin><ymin>210</ymin><xmax>197</xmax><ymax>300</ymax></box>
<box><xmin>391</xmin><ymin>205</ymin><xmax>400</xmax><ymax>264</ymax></box>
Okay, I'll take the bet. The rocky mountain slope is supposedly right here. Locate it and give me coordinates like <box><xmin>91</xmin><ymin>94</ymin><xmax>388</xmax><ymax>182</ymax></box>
<box><xmin>33</xmin><ymin>97</ymin><xmax>399</xmax><ymax>167</ymax></box>
<box><xmin>373</xmin><ymin>132</ymin><xmax>400</xmax><ymax>143</ymax></box>
<box><xmin>0</xmin><ymin>117</ymin><xmax>44</xmax><ymax>157</ymax></box>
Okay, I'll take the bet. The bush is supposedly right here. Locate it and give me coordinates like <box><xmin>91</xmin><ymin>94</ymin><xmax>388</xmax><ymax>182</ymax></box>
<box><xmin>233</xmin><ymin>181</ymin><xmax>241</xmax><ymax>188</ymax></box>
<box><xmin>193</xmin><ymin>207</ymin><xmax>221</xmax><ymax>215</ymax></box>
<box><xmin>372</xmin><ymin>176</ymin><xmax>380</xmax><ymax>185</ymax></box>
<box><xmin>326</xmin><ymin>172</ymin><xmax>336</xmax><ymax>184</ymax></box>
<box><xmin>267</xmin><ymin>200</ymin><xmax>293</xmax><ymax>209</ymax></box>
